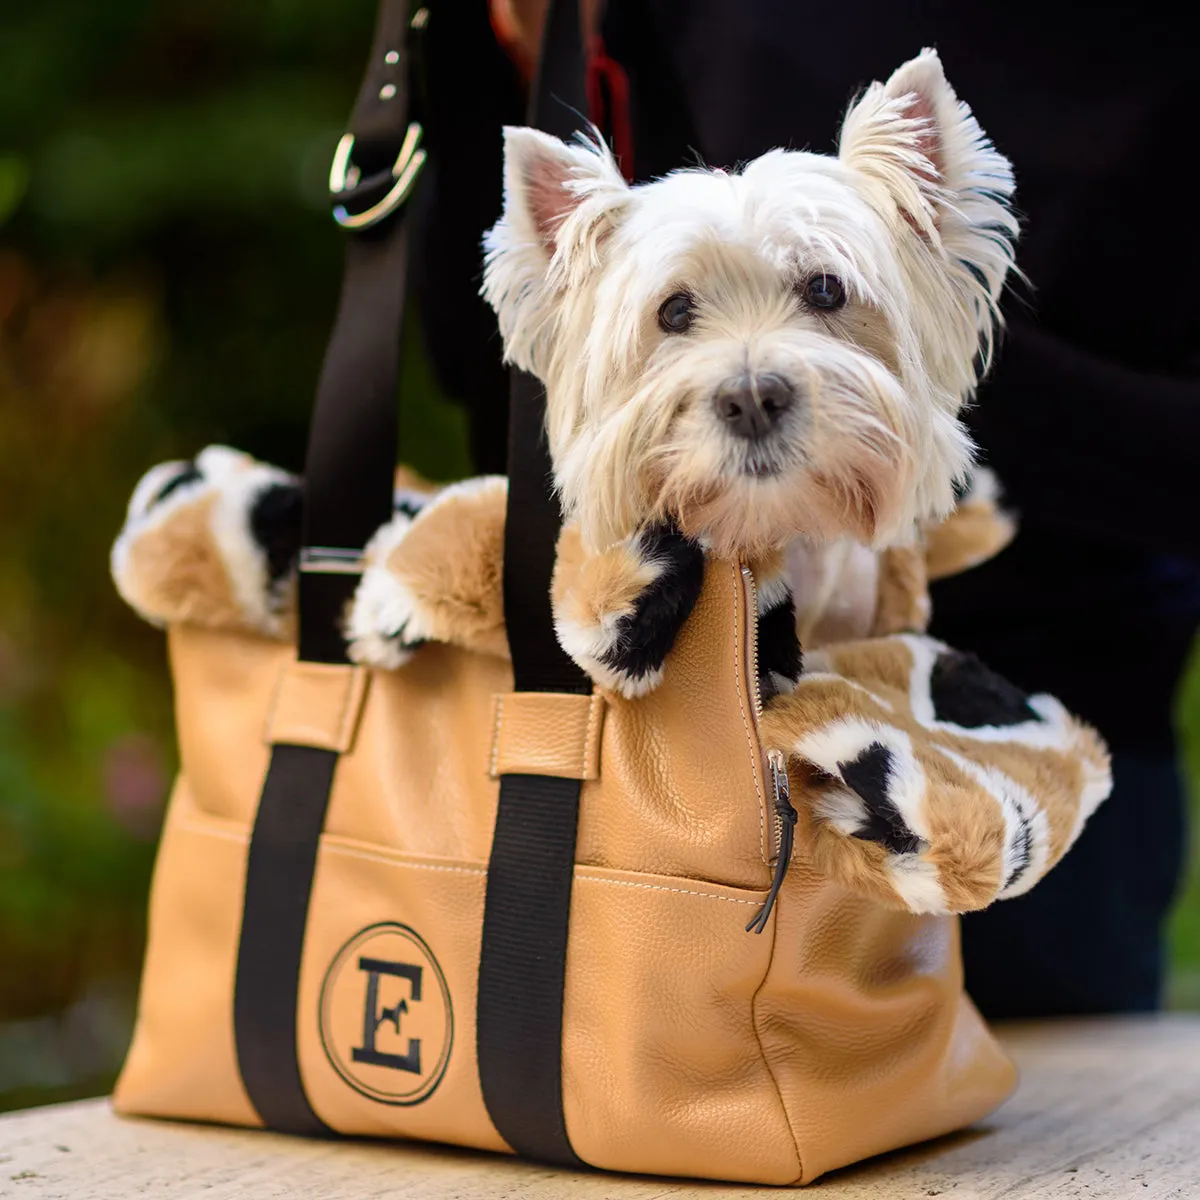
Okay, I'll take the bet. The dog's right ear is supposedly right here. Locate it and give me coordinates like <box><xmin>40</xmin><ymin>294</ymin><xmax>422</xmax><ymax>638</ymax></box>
<box><xmin>498</xmin><ymin>126</ymin><xmax>628</xmax><ymax>258</ymax></box>
<box><xmin>483</xmin><ymin>128</ymin><xmax>628</xmax><ymax>375</ymax></box>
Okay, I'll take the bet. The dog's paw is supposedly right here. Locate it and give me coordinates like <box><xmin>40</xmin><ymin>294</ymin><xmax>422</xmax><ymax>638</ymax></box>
<box><xmin>553</xmin><ymin>522</ymin><xmax>705</xmax><ymax>698</ymax></box>
<box><xmin>112</xmin><ymin>445</ymin><xmax>301</xmax><ymax>636</ymax></box>
<box><xmin>346</xmin><ymin>476</ymin><xmax>510</xmax><ymax>668</ymax></box>
<box><xmin>344</xmin><ymin>511</ymin><xmax>425</xmax><ymax>668</ymax></box>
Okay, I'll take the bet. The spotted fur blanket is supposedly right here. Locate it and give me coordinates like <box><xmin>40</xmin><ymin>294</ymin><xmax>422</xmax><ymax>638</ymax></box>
<box><xmin>112</xmin><ymin>446</ymin><xmax>1110</xmax><ymax>916</ymax></box>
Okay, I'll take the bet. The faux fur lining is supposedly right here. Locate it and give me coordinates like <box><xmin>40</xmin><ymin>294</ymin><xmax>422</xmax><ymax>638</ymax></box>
<box><xmin>111</xmin><ymin>447</ymin><xmax>1111</xmax><ymax>916</ymax></box>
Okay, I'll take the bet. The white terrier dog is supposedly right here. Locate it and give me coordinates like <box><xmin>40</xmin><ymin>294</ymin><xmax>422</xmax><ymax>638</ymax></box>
<box><xmin>346</xmin><ymin>46</ymin><xmax>1015</xmax><ymax>699</ymax></box>
<box><xmin>111</xmin><ymin>54</ymin><xmax>1118</xmax><ymax>915</ymax></box>
<box><xmin>336</xmin><ymin>48</ymin><xmax>1020</xmax><ymax>698</ymax></box>
<box><xmin>114</xmin><ymin>50</ymin><xmax>1020</xmax><ymax>705</ymax></box>
<box><xmin>485</xmin><ymin>48</ymin><xmax>1015</xmax><ymax>565</ymax></box>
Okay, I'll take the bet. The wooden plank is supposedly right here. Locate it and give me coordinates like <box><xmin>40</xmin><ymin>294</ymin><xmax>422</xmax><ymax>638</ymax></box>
<box><xmin>1</xmin><ymin>1018</ymin><xmax>1198</xmax><ymax>1198</ymax></box>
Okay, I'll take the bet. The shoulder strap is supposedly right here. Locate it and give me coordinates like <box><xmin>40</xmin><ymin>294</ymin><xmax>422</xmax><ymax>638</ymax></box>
<box><xmin>296</xmin><ymin>0</ymin><xmax>426</xmax><ymax>663</ymax></box>
<box><xmin>476</xmin><ymin>0</ymin><xmax>594</xmax><ymax>1169</ymax></box>
<box><xmin>232</xmin><ymin>0</ymin><xmax>599</xmax><ymax>1148</ymax></box>
<box><xmin>234</xmin><ymin>0</ymin><xmax>425</xmax><ymax>1132</ymax></box>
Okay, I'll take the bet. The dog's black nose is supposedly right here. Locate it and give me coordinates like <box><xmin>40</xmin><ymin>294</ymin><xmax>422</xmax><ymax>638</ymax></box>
<box><xmin>713</xmin><ymin>374</ymin><xmax>795</xmax><ymax>441</ymax></box>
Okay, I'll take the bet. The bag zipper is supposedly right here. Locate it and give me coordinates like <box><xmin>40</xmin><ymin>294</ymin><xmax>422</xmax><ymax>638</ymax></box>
<box><xmin>742</xmin><ymin>565</ymin><xmax>766</xmax><ymax>727</ymax></box>
<box><xmin>741</xmin><ymin>566</ymin><xmax>798</xmax><ymax>935</ymax></box>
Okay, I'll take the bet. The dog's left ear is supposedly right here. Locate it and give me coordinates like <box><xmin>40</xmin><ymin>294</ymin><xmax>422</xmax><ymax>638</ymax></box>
<box><xmin>483</xmin><ymin>127</ymin><xmax>629</xmax><ymax>374</ymax></box>
<box><xmin>839</xmin><ymin>49</ymin><xmax>1017</xmax><ymax>268</ymax></box>
<box><xmin>839</xmin><ymin>49</ymin><xmax>1019</xmax><ymax>380</ymax></box>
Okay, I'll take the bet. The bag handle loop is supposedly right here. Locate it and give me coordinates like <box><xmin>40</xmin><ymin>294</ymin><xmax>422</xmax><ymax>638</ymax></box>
<box><xmin>477</xmin><ymin>0</ymin><xmax>597</xmax><ymax>1169</ymax></box>
<box><xmin>239</xmin><ymin>0</ymin><xmax>599</xmax><ymax>1153</ymax></box>
<box><xmin>234</xmin><ymin>0</ymin><xmax>430</xmax><ymax>1133</ymax></box>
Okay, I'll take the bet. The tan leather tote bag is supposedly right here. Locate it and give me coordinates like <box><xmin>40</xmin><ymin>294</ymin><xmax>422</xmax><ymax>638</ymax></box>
<box><xmin>113</xmin><ymin>0</ymin><xmax>1017</xmax><ymax>1183</ymax></box>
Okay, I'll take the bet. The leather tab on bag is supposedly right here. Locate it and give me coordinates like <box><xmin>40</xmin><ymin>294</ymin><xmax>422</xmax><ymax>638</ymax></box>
<box><xmin>265</xmin><ymin>661</ymin><xmax>369</xmax><ymax>753</ymax></box>
<box><xmin>489</xmin><ymin>692</ymin><xmax>605</xmax><ymax>780</ymax></box>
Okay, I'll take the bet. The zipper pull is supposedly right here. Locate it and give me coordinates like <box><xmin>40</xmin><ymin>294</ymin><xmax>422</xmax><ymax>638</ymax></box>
<box><xmin>746</xmin><ymin>750</ymin><xmax>798</xmax><ymax>934</ymax></box>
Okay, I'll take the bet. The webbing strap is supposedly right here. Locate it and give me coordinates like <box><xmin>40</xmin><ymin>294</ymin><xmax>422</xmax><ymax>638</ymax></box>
<box><xmin>233</xmin><ymin>0</ymin><xmax>419</xmax><ymax>1132</ymax></box>
<box><xmin>476</xmin><ymin>0</ymin><xmax>594</xmax><ymax>1169</ymax></box>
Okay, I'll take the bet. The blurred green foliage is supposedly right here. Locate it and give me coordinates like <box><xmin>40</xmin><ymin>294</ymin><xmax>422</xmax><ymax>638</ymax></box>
<box><xmin>1169</xmin><ymin>645</ymin><xmax>1200</xmax><ymax>1008</ymax></box>
<box><xmin>0</xmin><ymin>0</ymin><xmax>468</xmax><ymax>1111</ymax></box>
<box><xmin>1</xmin><ymin>0</ymin><xmax>1198</xmax><ymax>1117</ymax></box>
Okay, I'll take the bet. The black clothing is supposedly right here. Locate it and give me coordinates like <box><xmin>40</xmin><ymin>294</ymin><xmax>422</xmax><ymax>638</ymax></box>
<box><xmin>600</xmin><ymin>1</ymin><xmax>1200</xmax><ymax>750</ymax></box>
<box><xmin>962</xmin><ymin>751</ymin><xmax>1188</xmax><ymax>1015</ymax></box>
<box><xmin>601</xmin><ymin>0</ymin><xmax>1198</xmax><ymax>1017</ymax></box>
<box><xmin>412</xmin><ymin>1</ymin><xmax>1198</xmax><ymax>1016</ymax></box>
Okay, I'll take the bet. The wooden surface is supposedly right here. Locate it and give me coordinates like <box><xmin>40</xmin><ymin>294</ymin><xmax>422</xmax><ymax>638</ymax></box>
<box><xmin>2</xmin><ymin>1017</ymin><xmax>1198</xmax><ymax>1198</ymax></box>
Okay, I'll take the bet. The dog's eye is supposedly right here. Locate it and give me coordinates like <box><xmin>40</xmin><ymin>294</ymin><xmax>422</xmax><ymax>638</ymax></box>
<box><xmin>802</xmin><ymin>273</ymin><xmax>847</xmax><ymax>311</ymax></box>
<box><xmin>657</xmin><ymin>292</ymin><xmax>695</xmax><ymax>334</ymax></box>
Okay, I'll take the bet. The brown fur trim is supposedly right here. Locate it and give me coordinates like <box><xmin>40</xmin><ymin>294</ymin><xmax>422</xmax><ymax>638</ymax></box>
<box><xmin>871</xmin><ymin>543</ymin><xmax>930</xmax><ymax>635</ymax></box>
<box><xmin>761</xmin><ymin>635</ymin><xmax>1111</xmax><ymax>915</ymax></box>
<box><xmin>924</xmin><ymin>498</ymin><xmax>1016</xmax><ymax>581</ymax></box>
<box><xmin>117</xmin><ymin>491</ymin><xmax>249</xmax><ymax>632</ymax></box>
<box><xmin>111</xmin><ymin>448</ymin><xmax>297</xmax><ymax>639</ymax></box>
<box><xmin>552</xmin><ymin>524</ymin><xmax>660</xmax><ymax>634</ymax></box>
<box><xmin>377</xmin><ymin>477</ymin><xmax>511</xmax><ymax>661</ymax></box>
<box><xmin>923</xmin><ymin>471</ymin><xmax>1017</xmax><ymax>581</ymax></box>
<box><xmin>762</xmin><ymin>669</ymin><xmax>1006</xmax><ymax>912</ymax></box>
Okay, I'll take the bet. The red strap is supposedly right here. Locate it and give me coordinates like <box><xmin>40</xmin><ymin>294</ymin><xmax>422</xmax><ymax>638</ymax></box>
<box><xmin>489</xmin><ymin>0</ymin><xmax>536</xmax><ymax>80</ymax></box>
<box><xmin>585</xmin><ymin>32</ymin><xmax>634</xmax><ymax>181</ymax></box>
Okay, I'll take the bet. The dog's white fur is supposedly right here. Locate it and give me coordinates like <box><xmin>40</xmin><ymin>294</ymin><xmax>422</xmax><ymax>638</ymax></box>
<box><xmin>483</xmin><ymin>49</ymin><xmax>1017</xmax><ymax>559</ymax></box>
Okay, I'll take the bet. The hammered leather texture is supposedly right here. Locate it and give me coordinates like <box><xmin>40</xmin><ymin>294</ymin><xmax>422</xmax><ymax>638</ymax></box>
<box><xmin>113</xmin><ymin>559</ymin><xmax>1015</xmax><ymax>1185</ymax></box>
<box><xmin>488</xmin><ymin>692</ymin><xmax>605</xmax><ymax>780</ymax></box>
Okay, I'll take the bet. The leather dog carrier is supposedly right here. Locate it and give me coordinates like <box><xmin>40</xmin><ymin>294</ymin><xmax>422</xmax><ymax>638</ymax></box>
<box><xmin>113</xmin><ymin>0</ymin><xmax>1017</xmax><ymax>1183</ymax></box>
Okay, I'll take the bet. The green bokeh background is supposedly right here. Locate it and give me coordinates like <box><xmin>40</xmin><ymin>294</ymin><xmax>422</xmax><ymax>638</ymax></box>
<box><xmin>1</xmin><ymin>0</ymin><xmax>1198</xmax><ymax>1113</ymax></box>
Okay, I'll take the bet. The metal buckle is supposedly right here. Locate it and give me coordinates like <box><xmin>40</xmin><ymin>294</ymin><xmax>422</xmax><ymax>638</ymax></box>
<box><xmin>329</xmin><ymin>122</ymin><xmax>426</xmax><ymax>230</ymax></box>
<box><xmin>299</xmin><ymin>547</ymin><xmax>366</xmax><ymax>575</ymax></box>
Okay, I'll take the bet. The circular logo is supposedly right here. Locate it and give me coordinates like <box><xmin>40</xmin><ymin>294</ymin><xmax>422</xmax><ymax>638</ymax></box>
<box><xmin>318</xmin><ymin>922</ymin><xmax>453</xmax><ymax>1106</ymax></box>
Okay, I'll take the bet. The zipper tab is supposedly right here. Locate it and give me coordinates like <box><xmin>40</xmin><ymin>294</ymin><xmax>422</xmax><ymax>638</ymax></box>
<box><xmin>746</xmin><ymin>749</ymin><xmax>798</xmax><ymax>934</ymax></box>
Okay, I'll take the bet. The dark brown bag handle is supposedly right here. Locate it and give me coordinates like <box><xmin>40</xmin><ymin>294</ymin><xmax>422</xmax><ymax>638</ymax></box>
<box><xmin>295</xmin><ymin>0</ymin><xmax>425</xmax><ymax>663</ymax></box>
<box><xmin>235</xmin><ymin>0</ymin><xmax>598</xmax><ymax>1158</ymax></box>
<box><xmin>478</xmin><ymin>0</ymin><xmax>596</xmax><ymax>1168</ymax></box>
<box><xmin>234</xmin><ymin>0</ymin><xmax>429</xmax><ymax>1136</ymax></box>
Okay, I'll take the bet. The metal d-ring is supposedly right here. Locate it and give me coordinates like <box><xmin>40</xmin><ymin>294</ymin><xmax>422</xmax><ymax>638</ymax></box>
<box><xmin>329</xmin><ymin>122</ymin><xmax>426</xmax><ymax>230</ymax></box>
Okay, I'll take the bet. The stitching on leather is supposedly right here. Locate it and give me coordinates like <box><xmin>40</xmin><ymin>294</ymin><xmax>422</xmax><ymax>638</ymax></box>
<box><xmin>488</xmin><ymin>694</ymin><xmax>504</xmax><ymax>776</ymax></box>
<box><xmin>731</xmin><ymin>563</ymin><xmax>769</xmax><ymax>865</ymax></box>
<box><xmin>749</xmin><ymin>885</ymin><xmax>806</xmax><ymax>1183</ymax></box>
<box><xmin>333</xmin><ymin>666</ymin><xmax>363</xmax><ymax>751</ymax></box>
<box><xmin>493</xmin><ymin>694</ymin><xmax>598</xmax><ymax>780</ymax></box>
<box><xmin>322</xmin><ymin>843</ymin><xmax>487</xmax><ymax>876</ymax></box>
<box><xmin>176</xmin><ymin>819</ymin><xmax>249</xmax><ymax>845</ymax></box>
<box><xmin>262</xmin><ymin>663</ymin><xmax>285</xmax><ymax>747</ymax></box>
<box><xmin>173</xmin><ymin>818</ymin><xmax>760</xmax><ymax>903</ymax></box>
<box><xmin>730</xmin><ymin>568</ymin><xmax>804</xmax><ymax>1177</ymax></box>
<box><xmin>176</xmin><ymin>817</ymin><xmax>775</xmax><ymax>937</ymax></box>
<box><xmin>266</xmin><ymin>664</ymin><xmax>361</xmax><ymax>752</ymax></box>
<box><xmin>582</xmin><ymin>693</ymin><xmax>602</xmax><ymax>778</ymax></box>
<box><xmin>577</xmin><ymin>875</ymin><xmax>761</xmax><ymax>906</ymax></box>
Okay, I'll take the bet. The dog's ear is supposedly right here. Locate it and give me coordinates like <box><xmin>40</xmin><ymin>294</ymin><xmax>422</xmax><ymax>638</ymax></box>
<box><xmin>839</xmin><ymin>49</ymin><xmax>1018</xmax><ymax>382</ymax></box>
<box><xmin>484</xmin><ymin>127</ymin><xmax>628</xmax><ymax>375</ymax></box>
<box><xmin>838</xmin><ymin>49</ymin><xmax>1017</xmax><ymax>254</ymax></box>
<box><xmin>498</xmin><ymin>126</ymin><xmax>628</xmax><ymax>258</ymax></box>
